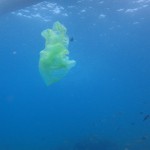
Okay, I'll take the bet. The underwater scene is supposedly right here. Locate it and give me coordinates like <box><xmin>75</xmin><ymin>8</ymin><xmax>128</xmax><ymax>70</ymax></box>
<box><xmin>0</xmin><ymin>0</ymin><xmax>150</xmax><ymax>150</ymax></box>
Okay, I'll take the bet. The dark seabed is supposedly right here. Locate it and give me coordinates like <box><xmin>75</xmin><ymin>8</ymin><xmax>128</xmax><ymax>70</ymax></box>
<box><xmin>0</xmin><ymin>0</ymin><xmax>150</xmax><ymax>150</ymax></box>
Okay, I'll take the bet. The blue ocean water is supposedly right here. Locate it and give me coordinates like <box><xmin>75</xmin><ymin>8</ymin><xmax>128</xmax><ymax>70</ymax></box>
<box><xmin>0</xmin><ymin>0</ymin><xmax>150</xmax><ymax>150</ymax></box>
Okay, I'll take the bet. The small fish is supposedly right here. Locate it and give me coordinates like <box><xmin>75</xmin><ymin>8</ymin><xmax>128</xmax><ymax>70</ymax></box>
<box><xmin>143</xmin><ymin>114</ymin><xmax>150</xmax><ymax>121</ymax></box>
<box><xmin>131</xmin><ymin>122</ymin><xmax>135</xmax><ymax>126</ymax></box>
<box><xmin>69</xmin><ymin>37</ymin><xmax>74</xmax><ymax>42</ymax></box>
<box><xmin>140</xmin><ymin>111</ymin><xmax>144</xmax><ymax>115</ymax></box>
<box><xmin>141</xmin><ymin>136</ymin><xmax>148</xmax><ymax>140</ymax></box>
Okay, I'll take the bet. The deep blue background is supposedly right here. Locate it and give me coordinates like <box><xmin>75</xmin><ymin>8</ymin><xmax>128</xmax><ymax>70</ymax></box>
<box><xmin>0</xmin><ymin>0</ymin><xmax>150</xmax><ymax>149</ymax></box>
